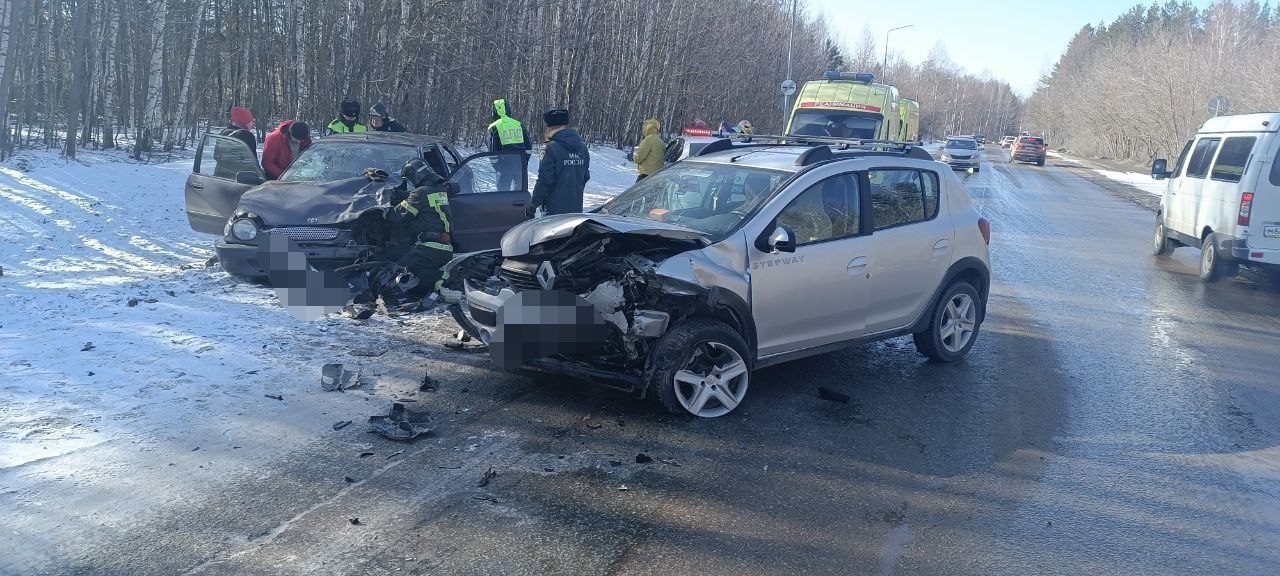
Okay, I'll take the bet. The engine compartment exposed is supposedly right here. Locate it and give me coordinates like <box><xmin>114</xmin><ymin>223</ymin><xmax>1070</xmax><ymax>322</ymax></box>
<box><xmin>451</xmin><ymin>229</ymin><xmax>716</xmax><ymax>384</ymax></box>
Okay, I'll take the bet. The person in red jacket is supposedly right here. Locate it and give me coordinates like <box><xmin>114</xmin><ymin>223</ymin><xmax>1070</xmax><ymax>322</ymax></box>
<box><xmin>261</xmin><ymin>120</ymin><xmax>312</xmax><ymax>180</ymax></box>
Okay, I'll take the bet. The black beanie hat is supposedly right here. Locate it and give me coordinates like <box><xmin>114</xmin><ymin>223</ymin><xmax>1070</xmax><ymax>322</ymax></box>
<box><xmin>543</xmin><ymin>108</ymin><xmax>570</xmax><ymax>127</ymax></box>
<box><xmin>340</xmin><ymin>99</ymin><xmax>361</xmax><ymax>117</ymax></box>
<box><xmin>289</xmin><ymin>122</ymin><xmax>310</xmax><ymax>139</ymax></box>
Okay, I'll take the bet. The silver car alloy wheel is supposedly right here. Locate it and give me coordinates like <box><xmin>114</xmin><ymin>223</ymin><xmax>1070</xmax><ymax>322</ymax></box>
<box><xmin>673</xmin><ymin>341</ymin><xmax>749</xmax><ymax>418</ymax></box>
<box><xmin>940</xmin><ymin>293</ymin><xmax>977</xmax><ymax>354</ymax></box>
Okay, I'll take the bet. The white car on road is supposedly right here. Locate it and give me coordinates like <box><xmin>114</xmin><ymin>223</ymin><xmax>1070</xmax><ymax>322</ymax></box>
<box><xmin>942</xmin><ymin>137</ymin><xmax>982</xmax><ymax>172</ymax></box>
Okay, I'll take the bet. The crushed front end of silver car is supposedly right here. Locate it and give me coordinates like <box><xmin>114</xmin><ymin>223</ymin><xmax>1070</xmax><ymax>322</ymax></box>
<box><xmin>445</xmin><ymin>214</ymin><xmax>748</xmax><ymax>393</ymax></box>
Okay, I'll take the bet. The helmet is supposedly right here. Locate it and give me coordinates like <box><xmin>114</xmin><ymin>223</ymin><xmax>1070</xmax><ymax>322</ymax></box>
<box><xmin>737</xmin><ymin>120</ymin><xmax>753</xmax><ymax>134</ymax></box>
<box><xmin>400</xmin><ymin>158</ymin><xmax>443</xmax><ymax>189</ymax></box>
<box><xmin>370</xmin><ymin>102</ymin><xmax>389</xmax><ymax>118</ymax></box>
<box><xmin>340</xmin><ymin>99</ymin><xmax>361</xmax><ymax>118</ymax></box>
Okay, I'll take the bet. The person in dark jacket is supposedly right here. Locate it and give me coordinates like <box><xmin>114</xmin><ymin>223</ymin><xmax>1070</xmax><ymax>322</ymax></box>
<box><xmin>261</xmin><ymin>121</ymin><xmax>312</xmax><ymax>180</ymax></box>
<box><xmin>326</xmin><ymin>99</ymin><xmax>367</xmax><ymax>134</ymax></box>
<box><xmin>219</xmin><ymin>106</ymin><xmax>257</xmax><ymax>156</ymax></box>
<box><xmin>368</xmin><ymin>102</ymin><xmax>407</xmax><ymax>132</ymax></box>
<box><xmin>528</xmin><ymin>108</ymin><xmax>589</xmax><ymax>217</ymax></box>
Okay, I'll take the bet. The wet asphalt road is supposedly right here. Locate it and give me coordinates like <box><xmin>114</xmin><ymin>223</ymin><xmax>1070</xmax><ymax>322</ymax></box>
<box><xmin>8</xmin><ymin>150</ymin><xmax>1280</xmax><ymax>575</ymax></box>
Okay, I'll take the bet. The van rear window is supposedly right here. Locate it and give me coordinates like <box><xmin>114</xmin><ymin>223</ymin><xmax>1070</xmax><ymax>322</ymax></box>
<box><xmin>1210</xmin><ymin>137</ymin><xmax>1256</xmax><ymax>183</ymax></box>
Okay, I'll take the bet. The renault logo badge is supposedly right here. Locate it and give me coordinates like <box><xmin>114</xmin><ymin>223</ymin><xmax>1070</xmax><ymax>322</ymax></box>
<box><xmin>536</xmin><ymin>261</ymin><xmax>557</xmax><ymax>290</ymax></box>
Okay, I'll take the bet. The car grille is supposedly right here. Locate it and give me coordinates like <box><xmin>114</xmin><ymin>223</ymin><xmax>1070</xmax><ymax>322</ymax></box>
<box><xmin>500</xmin><ymin>262</ymin><xmax>544</xmax><ymax>291</ymax></box>
<box><xmin>269</xmin><ymin>226</ymin><xmax>340</xmax><ymax>241</ymax></box>
<box><xmin>499</xmin><ymin>259</ymin><xmax>611</xmax><ymax>293</ymax></box>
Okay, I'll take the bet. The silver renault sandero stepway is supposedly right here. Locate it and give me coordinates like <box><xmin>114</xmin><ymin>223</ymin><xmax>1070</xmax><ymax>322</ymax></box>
<box><xmin>446</xmin><ymin>139</ymin><xmax>992</xmax><ymax>417</ymax></box>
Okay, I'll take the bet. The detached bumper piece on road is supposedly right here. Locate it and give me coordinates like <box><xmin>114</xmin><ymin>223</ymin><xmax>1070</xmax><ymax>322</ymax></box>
<box><xmin>368</xmin><ymin>402</ymin><xmax>434</xmax><ymax>441</ymax></box>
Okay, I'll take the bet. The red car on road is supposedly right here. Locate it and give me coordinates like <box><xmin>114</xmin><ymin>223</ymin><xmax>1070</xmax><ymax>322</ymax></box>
<box><xmin>1010</xmin><ymin>135</ymin><xmax>1047</xmax><ymax>167</ymax></box>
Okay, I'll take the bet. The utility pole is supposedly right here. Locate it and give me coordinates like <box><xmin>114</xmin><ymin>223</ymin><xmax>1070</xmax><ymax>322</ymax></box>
<box><xmin>781</xmin><ymin>0</ymin><xmax>796</xmax><ymax>129</ymax></box>
<box><xmin>883</xmin><ymin>24</ymin><xmax>914</xmax><ymax>80</ymax></box>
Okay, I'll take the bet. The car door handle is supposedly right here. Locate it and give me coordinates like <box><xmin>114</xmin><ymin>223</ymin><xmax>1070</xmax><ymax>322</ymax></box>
<box><xmin>933</xmin><ymin>239</ymin><xmax>951</xmax><ymax>251</ymax></box>
<box><xmin>511</xmin><ymin>200</ymin><xmax>526</xmax><ymax>206</ymax></box>
<box><xmin>190</xmin><ymin>184</ymin><xmax>203</xmax><ymax>190</ymax></box>
<box><xmin>847</xmin><ymin>256</ymin><xmax>868</xmax><ymax>278</ymax></box>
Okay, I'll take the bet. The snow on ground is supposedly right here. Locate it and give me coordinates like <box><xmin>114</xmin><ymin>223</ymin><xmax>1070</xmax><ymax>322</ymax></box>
<box><xmin>1048</xmin><ymin>150</ymin><xmax>1166</xmax><ymax>197</ymax></box>
<box><xmin>0</xmin><ymin>144</ymin><xmax>633</xmax><ymax>473</ymax></box>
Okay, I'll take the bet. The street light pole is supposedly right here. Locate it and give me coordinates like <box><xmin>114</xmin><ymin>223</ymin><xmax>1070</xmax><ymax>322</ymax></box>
<box><xmin>883</xmin><ymin>24</ymin><xmax>915</xmax><ymax>79</ymax></box>
<box><xmin>782</xmin><ymin>0</ymin><xmax>797</xmax><ymax>127</ymax></box>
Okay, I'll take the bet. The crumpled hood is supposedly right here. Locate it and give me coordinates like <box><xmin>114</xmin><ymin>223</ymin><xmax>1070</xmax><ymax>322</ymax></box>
<box><xmin>238</xmin><ymin>177</ymin><xmax>399</xmax><ymax>226</ymax></box>
<box><xmin>500</xmin><ymin>213</ymin><xmax>709</xmax><ymax>257</ymax></box>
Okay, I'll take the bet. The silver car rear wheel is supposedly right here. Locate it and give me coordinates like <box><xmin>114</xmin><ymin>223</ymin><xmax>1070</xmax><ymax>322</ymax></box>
<box><xmin>940</xmin><ymin>293</ymin><xmax>978</xmax><ymax>354</ymax></box>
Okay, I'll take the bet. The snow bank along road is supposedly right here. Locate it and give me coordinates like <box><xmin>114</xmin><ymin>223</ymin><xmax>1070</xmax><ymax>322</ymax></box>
<box><xmin>3</xmin><ymin>146</ymin><xmax>1280</xmax><ymax>575</ymax></box>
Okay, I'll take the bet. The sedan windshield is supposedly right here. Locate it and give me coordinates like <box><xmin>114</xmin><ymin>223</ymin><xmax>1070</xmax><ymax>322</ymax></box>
<box><xmin>281</xmin><ymin>142</ymin><xmax>420</xmax><ymax>182</ymax></box>
<box><xmin>947</xmin><ymin>139</ymin><xmax>978</xmax><ymax>150</ymax></box>
<box><xmin>598</xmin><ymin>162</ymin><xmax>792</xmax><ymax>241</ymax></box>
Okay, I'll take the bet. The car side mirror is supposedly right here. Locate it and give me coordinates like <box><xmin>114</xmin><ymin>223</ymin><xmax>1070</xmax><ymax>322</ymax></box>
<box><xmin>1151</xmin><ymin>158</ymin><xmax>1170</xmax><ymax>180</ymax></box>
<box><xmin>236</xmin><ymin>171</ymin><xmax>264</xmax><ymax>186</ymax></box>
<box><xmin>757</xmin><ymin>225</ymin><xmax>796</xmax><ymax>254</ymax></box>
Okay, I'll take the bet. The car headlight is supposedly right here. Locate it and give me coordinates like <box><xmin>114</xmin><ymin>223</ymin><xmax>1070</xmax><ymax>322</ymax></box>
<box><xmin>230</xmin><ymin>218</ymin><xmax>258</xmax><ymax>241</ymax></box>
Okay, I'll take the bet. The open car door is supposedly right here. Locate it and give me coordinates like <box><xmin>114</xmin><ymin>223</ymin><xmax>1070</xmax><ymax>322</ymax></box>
<box><xmin>446</xmin><ymin>151</ymin><xmax>531</xmax><ymax>251</ymax></box>
<box><xmin>185</xmin><ymin>133</ymin><xmax>265</xmax><ymax>234</ymax></box>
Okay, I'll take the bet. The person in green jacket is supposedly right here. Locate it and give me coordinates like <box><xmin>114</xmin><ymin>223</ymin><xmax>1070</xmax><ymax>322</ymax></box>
<box><xmin>634</xmin><ymin>118</ymin><xmax>664</xmax><ymax>182</ymax></box>
<box><xmin>326</xmin><ymin>99</ymin><xmax>368</xmax><ymax>135</ymax></box>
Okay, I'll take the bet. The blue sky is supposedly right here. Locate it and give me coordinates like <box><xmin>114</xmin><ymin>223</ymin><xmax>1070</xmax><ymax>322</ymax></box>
<box><xmin>806</xmin><ymin>0</ymin><xmax>1217</xmax><ymax>96</ymax></box>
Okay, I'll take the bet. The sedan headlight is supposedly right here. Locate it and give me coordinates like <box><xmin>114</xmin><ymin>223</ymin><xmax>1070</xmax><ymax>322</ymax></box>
<box><xmin>230</xmin><ymin>218</ymin><xmax>259</xmax><ymax>241</ymax></box>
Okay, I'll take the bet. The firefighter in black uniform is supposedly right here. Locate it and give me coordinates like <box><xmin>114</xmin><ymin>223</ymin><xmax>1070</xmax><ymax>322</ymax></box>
<box><xmin>381</xmin><ymin>159</ymin><xmax>455</xmax><ymax>313</ymax></box>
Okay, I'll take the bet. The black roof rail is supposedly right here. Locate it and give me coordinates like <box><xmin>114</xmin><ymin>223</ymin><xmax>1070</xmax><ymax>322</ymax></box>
<box><xmin>694</xmin><ymin>138</ymin><xmax>735</xmax><ymax>157</ymax></box>
<box><xmin>796</xmin><ymin>146</ymin><xmax>834</xmax><ymax>166</ymax></box>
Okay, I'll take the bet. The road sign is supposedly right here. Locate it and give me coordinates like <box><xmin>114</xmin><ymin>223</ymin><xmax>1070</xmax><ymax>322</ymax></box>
<box><xmin>780</xmin><ymin>79</ymin><xmax>796</xmax><ymax>97</ymax></box>
<box><xmin>1208</xmin><ymin>95</ymin><xmax>1231</xmax><ymax>116</ymax></box>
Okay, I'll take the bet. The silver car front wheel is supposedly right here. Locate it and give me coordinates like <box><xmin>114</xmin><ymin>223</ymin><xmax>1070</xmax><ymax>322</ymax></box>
<box><xmin>651</xmin><ymin>319</ymin><xmax>751</xmax><ymax>418</ymax></box>
<box><xmin>672</xmin><ymin>342</ymin><xmax>749</xmax><ymax>418</ymax></box>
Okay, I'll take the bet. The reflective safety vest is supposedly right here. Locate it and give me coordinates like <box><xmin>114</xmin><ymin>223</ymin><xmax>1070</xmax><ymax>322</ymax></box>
<box><xmin>488</xmin><ymin>99</ymin><xmax>526</xmax><ymax>147</ymax></box>
<box><xmin>327</xmin><ymin>118</ymin><xmax>367</xmax><ymax>134</ymax></box>
<box><xmin>489</xmin><ymin>116</ymin><xmax>525</xmax><ymax>147</ymax></box>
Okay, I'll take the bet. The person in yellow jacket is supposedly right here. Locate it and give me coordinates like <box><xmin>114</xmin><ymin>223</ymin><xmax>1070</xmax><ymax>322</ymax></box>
<box><xmin>633</xmin><ymin>118</ymin><xmax>664</xmax><ymax>182</ymax></box>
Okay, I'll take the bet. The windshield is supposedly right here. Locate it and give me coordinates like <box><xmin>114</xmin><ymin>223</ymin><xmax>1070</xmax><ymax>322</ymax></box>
<box><xmin>790</xmin><ymin>110</ymin><xmax>882</xmax><ymax>139</ymax></box>
<box><xmin>1019</xmin><ymin>137</ymin><xmax>1044</xmax><ymax>146</ymax></box>
<box><xmin>598</xmin><ymin>161</ymin><xmax>792</xmax><ymax>241</ymax></box>
<box><xmin>281</xmin><ymin>142</ymin><xmax>420</xmax><ymax>182</ymax></box>
<box><xmin>947</xmin><ymin>139</ymin><xmax>978</xmax><ymax>150</ymax></box>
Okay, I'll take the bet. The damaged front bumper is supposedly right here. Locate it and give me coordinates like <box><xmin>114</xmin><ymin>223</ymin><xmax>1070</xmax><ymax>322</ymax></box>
<box><xmin>216</xmin><ymin>236</ymin><xmax>376</xmax><ymax>279</ymax></box>
<box><xmin>461</xmin><ymin>279</ymin><xmax>671</xmax><ymax>372</ymax></box>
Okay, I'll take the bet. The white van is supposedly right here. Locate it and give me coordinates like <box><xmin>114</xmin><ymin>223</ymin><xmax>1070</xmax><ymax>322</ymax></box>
<box><xmin>1151</xmin><ymin>112</ymin><xmax>1280</xmax><ymax>282</ymax></box>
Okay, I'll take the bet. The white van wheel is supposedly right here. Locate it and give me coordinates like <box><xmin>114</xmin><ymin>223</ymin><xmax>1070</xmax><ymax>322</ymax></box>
<box><xmin>1200</xmin><ymin>233</ymin><xmax>1225</xmax><ymax>282</ymax></box>
<box><xmin>1152</xmin><ymin>218</ymin><xmax>1173</xmax><ymax>256</ymax></box>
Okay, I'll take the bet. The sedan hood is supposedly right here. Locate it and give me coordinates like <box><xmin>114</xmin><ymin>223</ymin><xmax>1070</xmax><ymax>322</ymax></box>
<box><xmin>500</xmin><ymin>213</ymin><xmax>710</xmax><ymax>257</ymax></box>
<box><xmin>238</xmin><ymin>177</ymin><xmax>399</xmax><ymax>226</ymax></box>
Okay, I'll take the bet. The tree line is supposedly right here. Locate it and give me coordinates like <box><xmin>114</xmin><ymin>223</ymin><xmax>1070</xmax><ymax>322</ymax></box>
<box><xmin>1024</xmin><ymin>0</ymin><xmax>1280</xmax><ymax>163</ymax></box>
<box><xmin>0</xmin><ymin>0</ymin><xmax>1023</xmax><ymax>162</ymax></box>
